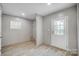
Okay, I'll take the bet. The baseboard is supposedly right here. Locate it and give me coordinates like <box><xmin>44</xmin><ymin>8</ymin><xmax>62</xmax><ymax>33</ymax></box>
<box><xmin>31</xmin><ymin>38</ymin><xmax>36</xmax><ymax>44</ymax></box>
<box><xmin>44</xmin><ymin>43</ymin><xmax>67</xmax><ymax>52</ymax></box>
<box><xmin>2</xmin><ymin>40</ymin><xmax>33</xmax><ymax>48</ymax></box>
<box><xmin>31</xmin><ymin>38</ymin><xmax>36</xmax><ymax>42</ymax></box>
<box><xmin>44</xmin><ymin>44</ymin><xmax>78</xmax><ymax>56</ymax></box>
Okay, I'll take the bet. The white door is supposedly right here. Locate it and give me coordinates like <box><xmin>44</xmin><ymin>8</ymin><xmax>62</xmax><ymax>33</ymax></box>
<box><xmin>51</xmin><ymin>16</ymin><xmax>68</xmax><ymax>49</ymax></box>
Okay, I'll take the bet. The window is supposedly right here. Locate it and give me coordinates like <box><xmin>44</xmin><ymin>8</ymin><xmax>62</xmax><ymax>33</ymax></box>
<box><xmin>54</xmin><ymin>20</ymin><xmax>64</xmax><ymax>35</ymax></box>
<box><xmin>10</xmin><ymin>21</ymin><xmax>21</xmax><ymax>29</ymax></box>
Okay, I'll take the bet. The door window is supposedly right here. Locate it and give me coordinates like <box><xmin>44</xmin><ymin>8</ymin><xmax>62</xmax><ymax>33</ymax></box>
<box><xmin>54</xmin><ymin>20</ymin><xmax>64</xmax><ymax>35</ymax></box>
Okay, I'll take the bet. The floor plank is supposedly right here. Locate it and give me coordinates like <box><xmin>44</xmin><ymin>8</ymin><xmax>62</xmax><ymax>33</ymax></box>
<box><xmin>2</xmin><ymin>41</ymin><xmax>69</xmax><ymax>56</ymax></box>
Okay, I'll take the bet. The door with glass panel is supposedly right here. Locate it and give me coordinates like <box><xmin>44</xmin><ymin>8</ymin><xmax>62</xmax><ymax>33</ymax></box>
<box><xmin>51</xmin><ymin>16</ymin><xmax>68</xmax><ymax>49</ymax></box>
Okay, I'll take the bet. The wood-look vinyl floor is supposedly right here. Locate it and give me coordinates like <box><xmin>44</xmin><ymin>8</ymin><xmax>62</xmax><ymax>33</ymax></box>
<box><xmin>2</xmin><ymin>41</ymin><xmax>70</xmax><ymax>56</ymax></box>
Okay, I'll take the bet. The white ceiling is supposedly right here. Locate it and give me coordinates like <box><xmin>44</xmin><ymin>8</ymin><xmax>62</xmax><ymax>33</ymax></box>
<box><xmin>1</xmin><ymin>3</ymin><xmax>76</xmax><ymax>20</ymax></box>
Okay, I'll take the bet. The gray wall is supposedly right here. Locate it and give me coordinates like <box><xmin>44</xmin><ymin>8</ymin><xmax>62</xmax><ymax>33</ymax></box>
<box><xmin>36</xmin><ymin>15</ymin><xmax>43</xmax><ymax>46</ymax></box>
<box><xmin>2</xmin><ymin>15</ymin><xmax>33</xmax><ymax>46</ymax></box>
<box><xmin>33</xmin><ymin>21</ymin><xmax>36</xmax><ymax>40</ymax></box>
<box><xmin>77</xmin><ymin>4</ymin><xmax>79</xmax><ymax>55</ymax></box>
<box><xmin>43</xmin><ymin>15</ymin><xmax>51</xmax><ymax>45</ymax></box>
<box><xmin>43</xmin><ymin>6</ymin><xmax>77</xmax><ymax>51</ymax></box>
<box><xmin>68</xmin><ymin>6</ymin><xmax>77</xmax><ymax>51</ymax></box>
<box><xmin>0</xmin><ymin>5</ymin><xmax>2</xmax><ymax>52</ymax></box>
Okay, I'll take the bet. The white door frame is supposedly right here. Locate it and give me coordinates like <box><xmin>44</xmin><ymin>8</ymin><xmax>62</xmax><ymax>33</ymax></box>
<box><xmin>50</xmin><ymin>16</ymin><xmax>68</xmax><ymax>50</ymax></box>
